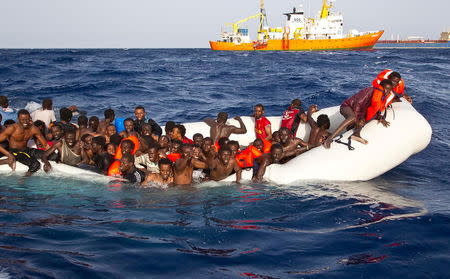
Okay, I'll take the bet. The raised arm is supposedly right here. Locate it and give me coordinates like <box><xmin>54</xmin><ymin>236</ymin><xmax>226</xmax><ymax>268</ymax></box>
<box><xmin>307</xmin><ymin>105</ymin><xmax>319</xmax><ymax>129</ymax></box>
<box><xmin>230</xmin><ymin>116</ymin><xmax>247</xmax><ymax>134</ymax></box>
<box><xmin>203</xmin><ymin>118</ymin><xmax>215</xmax><ymax>127</ymax></box>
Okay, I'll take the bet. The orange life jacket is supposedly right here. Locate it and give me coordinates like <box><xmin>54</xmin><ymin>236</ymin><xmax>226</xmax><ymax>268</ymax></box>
<box><xmin>365</xmin><ymin>87</ymin><xmax>392</xmax><ymax>121</ymax></box>
<box><xmin>236</xmin><ymin>146</ymin><xmax>263</xmax><ymax>168</ymax></box>
<box><xmin>108</xmin><ymin>135</ymin><xmax>140</xmax><ymax>176</ymax></box>
<box><xmin>262</xmin><ymin>138</ymin><xmax>272</xmax><ymax>154</ymax></box>
<box><xmin>107</xmin><ymin>160</ymin><xmax>122</xmax><ymax>177</ymax></box>
<box><xmin>114</xmin><ymin>135</ymin><xmax>140</xmax><ymax>160</ymax></box>
<box><xmin>372</xmin><ymin>69</ymin><xmax>405</xmax><ymax>96</ymax></box>
<box><xmin>214</xmin><ymin>141</ymin><xmax>220</xmax><ymax>152</ymax></box>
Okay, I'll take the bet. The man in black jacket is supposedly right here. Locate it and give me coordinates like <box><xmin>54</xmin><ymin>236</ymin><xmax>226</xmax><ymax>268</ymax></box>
<box><xmin>133</xmin><ymin>106</ymin><xmax>162</xmax><ymax>136</ymax></box>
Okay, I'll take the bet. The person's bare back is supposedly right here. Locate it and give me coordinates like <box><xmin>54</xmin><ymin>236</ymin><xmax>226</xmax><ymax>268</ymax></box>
<box><xmin>307</xmin><ymin>105</ymin><xmax>331</xmax><ymax>145</ymax></box>
<box><xmin>204</xmin><ymin>112</ymin><xmax>247</xmax><ymax>143</ymax></box>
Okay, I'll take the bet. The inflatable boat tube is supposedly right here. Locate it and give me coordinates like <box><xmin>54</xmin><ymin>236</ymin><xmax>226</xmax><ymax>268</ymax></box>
<box><xmin>0</xmin><ymin>101</ymin><xmax>431</xmax><ymax>184</ymax></box>
<box><xmin>0</xmin><ymin>161</ymin><xmax>115</xmax><ymax>183</ymax></box>
<box><xmin>181</xmin><ymin>100</ymin><xmax>431</xmax><ymax>183</ymax></box>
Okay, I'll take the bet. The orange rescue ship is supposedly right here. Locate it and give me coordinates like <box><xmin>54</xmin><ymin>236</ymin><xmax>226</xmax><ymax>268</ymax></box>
<box><xmin>210</xmin><ymin>0</ymin><xmax>384</xmax><ymax>51</ymax></box>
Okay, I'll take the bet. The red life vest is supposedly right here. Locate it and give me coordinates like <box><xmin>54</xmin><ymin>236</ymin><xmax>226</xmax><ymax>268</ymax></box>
<box><xmin>281</xmin><ymin>106</ymin><xmax>299</xmax><ymax>131</ymax></box>
<box><xmin>167</xmin><ymin>153</ymin><xmax>182</xmax><ymax>162</ymax></box>
<box><xmin>182</xmin><ymin>137</ymin><xmax>193</xmax><ymax>144</ymax></box>
<box><xmin>372</xmin><ymin>69</ymin><xmax>405</xmax><ymax>95</ymax></box>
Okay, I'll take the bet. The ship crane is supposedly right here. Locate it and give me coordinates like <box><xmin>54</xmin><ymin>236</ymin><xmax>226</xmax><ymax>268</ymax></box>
<box><xmin>227</xmin><ymin>12</ymin><xmax>265</xmax><ymax>35</ymax></box>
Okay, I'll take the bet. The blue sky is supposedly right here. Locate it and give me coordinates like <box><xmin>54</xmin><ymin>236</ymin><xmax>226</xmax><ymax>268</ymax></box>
<box><xmin>0</xmin><ymin>0</ymin><xmax>448</xmax><ymax>48</ymax></box>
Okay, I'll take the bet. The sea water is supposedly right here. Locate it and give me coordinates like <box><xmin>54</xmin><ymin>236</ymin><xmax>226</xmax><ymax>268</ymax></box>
<box><xmin>0</xmin><ymin>49</ymin><xmax>448</xmax><ymax>278</ymax></box>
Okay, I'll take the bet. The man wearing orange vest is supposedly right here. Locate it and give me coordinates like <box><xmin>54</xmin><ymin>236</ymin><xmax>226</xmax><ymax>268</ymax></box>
<box><xmin>324</xmin><ymin>80</ymin><xmax>393</xmax><ymax>149</ymax></box>
<box><xmin>372</xmin><ymin>69</ymin><xmax>412</xmax><ymax>104</ymax></box>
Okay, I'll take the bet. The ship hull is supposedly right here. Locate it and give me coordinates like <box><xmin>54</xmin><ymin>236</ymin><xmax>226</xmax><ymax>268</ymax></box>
<box><xmin>210</xmin><ymin>31</ymin><xmax>384</xmax><ymax>51</ymax></box>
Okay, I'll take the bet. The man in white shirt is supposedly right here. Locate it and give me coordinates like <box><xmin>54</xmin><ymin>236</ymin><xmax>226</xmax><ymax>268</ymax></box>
<box><xmin>31</xmin><ymin>99</ymin><xmax>56</xmax><ymax>127</ymax></box>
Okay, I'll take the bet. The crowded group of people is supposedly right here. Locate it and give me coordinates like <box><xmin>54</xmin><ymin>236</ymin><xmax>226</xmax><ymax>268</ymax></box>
<box><xmin>0</xmin><ymin>69</ymin><xmax>412</xmax><ymax>186</ymax></box>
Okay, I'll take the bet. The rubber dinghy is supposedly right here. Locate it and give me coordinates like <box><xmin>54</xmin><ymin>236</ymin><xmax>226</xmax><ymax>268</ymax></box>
<box><xmin>0</xmin><ymin>101</ymin><xmax>431</xmax><ymax>184</ymax></box>
<box><xmin>0</xmin><ymin>161</ymin><xmax>113</xmax><ymax>183</ymax></box>
<box><xmin>182</xmin><ymin>100</ymin><xmax>432</xmax><ymax>184</ymax></box>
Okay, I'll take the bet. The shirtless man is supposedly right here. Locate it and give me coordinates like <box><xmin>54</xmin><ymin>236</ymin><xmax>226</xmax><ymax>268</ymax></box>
<box><xmin>0</xmin><ymin>109</ymin><xmax>49</xmax><ymax>176</ymax></box>
<box><xmin>158</xmin><ymin>135</ymin><xmax>170</xmax><ymax>155</ymax></box>
<box><xmin>173</xmin><ymin>144</ymin><xmax>208</xmax><ymax>185</ymax></box>
<box><xmin>42</xmin><ymin>130</ymin><xmax>82</xmax><ymax>172</ymax></box>
<box><xmin>48</xmin><ymin>124</ymin><xmax>64</xmax><ymax>145</ymax></box>
<box><xmin>271</xmin><ymin>131</ymin><xmax>281</xmax><ymax>143</ymax></box>
<box><xmin>88</xmin><ymin>116</ymin><xmax>101</xmax><ymax>136</ymax></box>
<box><xmin>193</xmin><ymin>133</ymin><xmax>204</xmax><ymax>146</ymax></box>
<box><xmin>105</xmin><ymin>124</ymin><xmax>117</xmax><ymax>143</ymax></box>
<box><xmin>278</xmin><ymin>127</ymin><xmax>309</xmax><ymax>153</ymax></box>
<box><xmin>252</xmin><ymin>144</ymin><xmax>305</xmax><ymax>183</ymax></box>
<box><xmin>80</xmin><ymin>134</ymin><xmax>94</xmax><ymax>164</ymax></box>
<box><xmin>76</xmin><ymin>115</ymin><xmax>92</xmax><ymax>139</ymax></box>
<box><xmin>204</xmin><ymin>112</ymin><xmax>247</xmax><ymax>143</ymax></box>
<box><xmin>227</xmin><ymin>141</ymin><xmax>240</xmax><ymax>157</ymax></box>
<box><xmin>201</xmin><ymin>137</ymin><xmax>217</xmax><ymax>161</ymax></box>
<box><xmin>98</xmin><ymin>109</ymin><xmax>115</xmax><ymax>135</ymax></box>
<box><xmin>119</xmin><ymin>118</ymin><xmax>139</xmax><ymax>138</ymax></box>
<box><xmin>307</xmin><ymin>105</ymin><xmax>331</xmax><ymax>145</ymax></box>
<box><xmin>91</xmin><ymin>136</ymin><xmax>113</xmax><ymax>175</ymax></box>
<box><xmin>142</xmin><ymin>158</ymin><xmax>174</xmax><ymax>187</ymax></box>
<box><xmin>208</xmin><ymin>146</ymin><xmax>241</xmax><ymax>183</ymax></box>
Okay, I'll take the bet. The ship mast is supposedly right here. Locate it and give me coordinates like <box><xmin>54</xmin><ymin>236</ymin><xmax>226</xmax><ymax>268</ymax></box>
<box><xmin>320</xmin><ymin>0</ymin><xmax>332</xmax><ymax>19</ymax></box>
<box><xmin>259</xmin><ymin>0</ymin><xmax>267</xmax><ymax>32</ymax></box>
